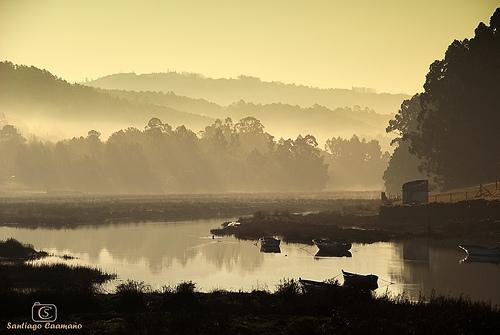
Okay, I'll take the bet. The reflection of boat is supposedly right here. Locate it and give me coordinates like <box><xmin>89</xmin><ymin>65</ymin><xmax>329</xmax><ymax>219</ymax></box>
<box><xmin>342</xmin><ymin>270</ymin><xmax>378</xmax><ymax>291</ymax></box>
<box><xmin>299</xmin><ymin>278</ymin><xmax>340</xmax><ymax>294</ymax></box>
<box><xmin>313</xmin><ymin>239</ymin><xmax>351</xmax><ymax>253</ymax></box>
<box><xmin>315</xmin><ymin>249</ymin><xmax>352</xmax><ymax>258</ymax></box>
<box><xmin>259</xmin><ymin>237</ymin><xmax>281</xmax><ymax>249</ymax></box>
<box><xmin>260</xmin><ymin>245</ymin><xmax>281</xmax><ymax>253</ymax></box>
<box><xmin>458</xmin><ymin>244</ymin><xmax>500</xmax><ymax>257</ymax></box>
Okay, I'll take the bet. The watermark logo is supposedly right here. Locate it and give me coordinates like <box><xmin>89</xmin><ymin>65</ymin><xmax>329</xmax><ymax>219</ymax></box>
<box><xmin>5</xmin><ymin>302</ymin><xmax>82</xmax><ymax>331</ymax></box>
<box><xmin>32</xmin><ymin>302</ymin><xmax>57</xmax><ymax>323</ymax></box>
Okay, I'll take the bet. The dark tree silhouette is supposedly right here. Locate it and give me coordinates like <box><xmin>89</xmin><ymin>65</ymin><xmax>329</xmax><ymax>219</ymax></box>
<box><xmin>385</xmin><ymin>8</ymin><xmax>500</xmax><ymax>191</ymax></box>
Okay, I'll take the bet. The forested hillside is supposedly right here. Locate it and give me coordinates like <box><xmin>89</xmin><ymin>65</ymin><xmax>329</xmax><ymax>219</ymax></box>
<box><xmin>0</xmin><ymin>62</ymin><xmax>212</xmax><ymax>139</ymax></box>
<box><xmin>103</xmin><ymin>89</ymin><xmax>392</xmax><ymax>146</ymax></box>
<box><xmin>86</xmin><ymin>72</ymin><xmax>409</xmax><ymax>114</ymax></box>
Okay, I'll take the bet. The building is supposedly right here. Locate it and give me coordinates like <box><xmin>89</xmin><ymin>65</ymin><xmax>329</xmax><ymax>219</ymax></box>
<box><xmin>402</xmin><ymin>180</ymin><xmax>429</xmax><ymax>205</ymax></box>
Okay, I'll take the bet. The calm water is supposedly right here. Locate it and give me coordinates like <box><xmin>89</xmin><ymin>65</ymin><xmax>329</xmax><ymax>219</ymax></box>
<box><xmin>1</xmin><ymin>218</ymin><xmax>499</xmax><ymax>305</ymax></box>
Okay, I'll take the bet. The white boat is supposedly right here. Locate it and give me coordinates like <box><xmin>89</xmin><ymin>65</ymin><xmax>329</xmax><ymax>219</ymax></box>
<box><xmin>259</xmin><ymin>236</ymin><xmax>281</xmax><ymax>248</ymax></box>
<box><xmin>458</xmin><ymin>244</ymin><xmax>500</xmax><ymax>257</ymax></box>
<box><xmin>313</xmin><ymin>239</ymin><xmax>351</xmax><ymax>253</ymax></box>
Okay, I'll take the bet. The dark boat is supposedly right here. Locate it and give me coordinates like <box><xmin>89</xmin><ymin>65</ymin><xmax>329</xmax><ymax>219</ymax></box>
<box><xmin>315</xmin><ymin>249</ymin><xmax>352</xmax><ymax>258</ymax></box>
<box><xmin>313</xmin><ymin>239</ymin><xmax>351</xmax><ymax>254</ymax></box>
<box><xmin>342</xmin><ymin>270</ymin><xmax>378</xmax><ymax>291</ymax></box>
<box><xmin>299</xmin><ymin>278</ymin><xmax>340</xmax><ymax>294</ymax></box>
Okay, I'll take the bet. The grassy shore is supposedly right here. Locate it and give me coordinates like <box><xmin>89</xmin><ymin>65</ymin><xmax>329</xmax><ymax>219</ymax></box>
<box><xmin>1</xmin><ymin>279</ymin><xmax>499</xmax><ymax>334</ymax></box>
<box><xmin>0</xmin><ymin>194</ymin><xmax>379</xmax><ymax>228</ymax></box>
<box><xmin>0</xmin><ymin>238</ymin><xmax>48</xmax><ymax>261</ymax></box>
<box><xmin>0</xmin><ymin>239</ymin><xmax>115</xmax><ymax>294</ymax></box>
<box><xmin>212</xmin><ymin>199</ymin><xmax>500</xmax><ymax>245</ymax></box>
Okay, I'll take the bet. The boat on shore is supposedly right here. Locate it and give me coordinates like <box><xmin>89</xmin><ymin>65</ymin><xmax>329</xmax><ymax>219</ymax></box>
<box><xmin>313</xmin><ymin>239</ymin><xmax>351</xmax><ymax>254</ymax></box>
<box><xmin>342</xmin><ymin>270</ymin><xmax>378</xmax><ymax>291</ymax></box>
<box><xmin>458</xmin><ymin>244</ymin><xmax>500</xmax><ymax>257</ymax></box>
<box><xmin>299</xmin><ymin>278</ymin><xmax>340</xmax><ymax>294</ymax></box>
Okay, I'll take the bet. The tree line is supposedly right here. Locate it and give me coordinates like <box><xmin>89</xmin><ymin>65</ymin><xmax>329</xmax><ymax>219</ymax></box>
<box><xmin>0</xmin><ymin>117</ymin><xmax>388</xmax><ymax>194</ymax></box>
<box><xmin>384</xmin><ymin>8</ymin><xmax>500</xmax><ymax>194</ymax></box>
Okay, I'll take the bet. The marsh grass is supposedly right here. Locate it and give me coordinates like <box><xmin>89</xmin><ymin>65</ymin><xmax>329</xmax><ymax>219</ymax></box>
<box><xmin>0</xmin><ymin>238</ymin><xmax>47</xmax><ymax>260</ymax></box>
<box><xmin>0</xmin><ymin>275</ymin><xmax>498</xmax><ymax>333</ymax></box>
<box><xmin>0</xmin><ymin>262</ymin><xmax>115</xmax><ymax>292</ymax></box>
<box><xmin>115</xmin><ymin>280</ymin><xmax>151</xmax><ymax>312</ymax></box>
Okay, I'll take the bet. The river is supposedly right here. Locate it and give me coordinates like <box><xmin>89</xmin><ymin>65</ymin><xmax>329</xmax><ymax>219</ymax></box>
<box><xmin>1</xmin><ymin>218</ymin><xmax>499</xmax><ymax>305</ymax></box>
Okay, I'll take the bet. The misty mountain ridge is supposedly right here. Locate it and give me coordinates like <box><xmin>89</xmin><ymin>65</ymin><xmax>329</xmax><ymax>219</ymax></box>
<box><xmin>102</xmin><ymin>88</ymin><xmax>393</xmax><ymax>145</ymax></box>
<box><xmin>0</xmin><ymin>62</ymin><xmax>212</xmax><ymax>140</ymax></box>
<box><xmin>0</xmin><ymin>61</ymin><xmax>392</xmax><ymax>147</ymax></box>
<box><xmin>85</xmin><ymin>72</ymin><xmax>410</xmax><ymax>115</ymax></box>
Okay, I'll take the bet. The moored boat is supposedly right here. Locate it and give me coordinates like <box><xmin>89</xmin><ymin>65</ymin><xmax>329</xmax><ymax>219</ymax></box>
<box><xmin>342</xmin><ymin>270</ymin><xmax>378</xmax><ymax>291</ymax></box>
<box><xmin>299</xmin><ymin>278</ymin><xmax>340</xmax><ymax>294</ymax></box>
<box><xmin>313</xmin><ymin>238</ymin><xmax>351</xmax><ymax>253</ymax></box>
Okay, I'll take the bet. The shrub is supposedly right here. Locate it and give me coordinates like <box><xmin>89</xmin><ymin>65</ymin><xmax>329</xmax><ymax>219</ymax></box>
<box><xmin>275</xmin><ymin>278</ymin><xmax>301</xmax><ymax>298</ymax></box>
<box><xmin>115</xmin><ymin>280</ymin><xmax>150</xmax><ymax>311</ymax></box>
<box><xmin>175</xmin><ymin>281</ymin><xmax>196</xmax><ymax>295</ymax></box>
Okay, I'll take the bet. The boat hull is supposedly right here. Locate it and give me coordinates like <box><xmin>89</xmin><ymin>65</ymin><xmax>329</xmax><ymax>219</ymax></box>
<box><xmin>299</xmin><ymin>279</ymin><xmax>340</xmax><ymax>294</ymax></box>
<box><xmin>313</xmin><ymin>239</ymin><xmax>351</xmax><ymax>254</ymax></box>
<box><xmin>342</xmin><ymin>270</ymin><xmax>378</xmax><ymax>291</ymax></box>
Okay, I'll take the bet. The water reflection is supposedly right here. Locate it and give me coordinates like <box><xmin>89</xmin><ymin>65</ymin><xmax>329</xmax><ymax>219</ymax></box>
<box><xmin>260</xmin><ymin>245</ymin><xmax>281</xmax><ymax>253</ymax></box>
<box><xmin>460</xmin><ymin>255</ymin><xmax>500</xmax><ymax>264</ymax></box>
<box><xmin>389</xmin><ymin>240</ymin><xmax>500</xmax><ymax>304</ymax></box>
<box><xmin>1</xmin><ymin>220</ymin><xmax>499</xmax><ymax>304</ymax></box>
<box><xmin>314</xmin><ymin>250</ymin><xmax>352</xmax><ymax>258</ymax></box>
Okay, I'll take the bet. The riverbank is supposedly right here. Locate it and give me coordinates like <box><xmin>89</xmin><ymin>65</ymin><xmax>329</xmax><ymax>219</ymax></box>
<box><xmin>0</xmin><ymin>194</ymin><xmax>379</xmax><ymax>228</ymax></box>
<box><xmin>211</xmin><ymin>199</ymin><xmax>500</xmax><ymax>245</ymax></box>
<box><xmin>1</xmin><ymin>278</ymin><xmax>499</xmax><ymax>334</ymax></box>
<box><xmin>1</xmin><ymin>238</ymin><xmax>499</xmax><ymax>334</ymax></box>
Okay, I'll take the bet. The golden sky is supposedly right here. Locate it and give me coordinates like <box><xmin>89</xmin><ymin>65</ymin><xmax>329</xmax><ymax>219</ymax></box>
<box><xmin>0</xmin><ymin>0</ymin><xmax>497</xmax><ymax>94</ymax></box>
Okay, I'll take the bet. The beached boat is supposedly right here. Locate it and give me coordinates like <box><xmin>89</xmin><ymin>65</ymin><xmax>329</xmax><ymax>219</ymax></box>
<box><xmin>342</xmin><ymin>270</ymin><xmax>378</xmax><ymax>291</ymax></box>
<box><xmin>259</xmin><ymin>236</ymin><xmax>281</xmax><ymax>248</ymax></box>
<box><xmin>458</xmin><ymin>244</ymin><xmax>500</xmax><ymax>257</ymax></box>
<box><xmin>299</xmin><ymin>278</ymin><xmax>340</xmax><ymax>294</ymax></box>
<box><xmin>313</xmin><ymin>239</ymin><xmax>351</xmax><ymax>253</ymax></box>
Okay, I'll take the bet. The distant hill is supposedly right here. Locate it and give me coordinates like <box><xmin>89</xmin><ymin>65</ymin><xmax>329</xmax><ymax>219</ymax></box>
<box><xmin>86</xmin><ymin>72</ymin><xmax>409</xmax><ymax>115</ymax></box>
<box><xmin>0</xmin><ymin>62</ymin><xmax>212</xmax><ymax>139</ymax></box>
<box><xmin>103</xmin><ymin>89</ymin><xmax>393</xmax><ymax>147</ymax></box>
<box><xmin>0</xmin><ymin>62</ymin><xmax>394</xmax><ymax>147</ymax></box>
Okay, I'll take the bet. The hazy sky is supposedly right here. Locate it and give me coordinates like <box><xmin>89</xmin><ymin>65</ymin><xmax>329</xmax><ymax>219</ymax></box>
<box><xmin>0</xmin><ymin>0</ymin><xmax>497</xmax><ymax>94</ymax></box>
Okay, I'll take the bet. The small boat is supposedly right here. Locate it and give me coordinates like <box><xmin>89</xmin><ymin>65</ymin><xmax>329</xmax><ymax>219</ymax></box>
<box><xmin>299</xmin><ymin>278</ymin><xmax>340</xmax><ymax>294</ymax></box>
<box><xmin>259</xmin><ymin>236</ymin><xmax>281</xmax><ymax>249</ymax></box>
<box><xmin>458</xmin><ymin>244</ymin><xmax>500</xmax><ymax>257</ymax></box>
<box><xmin>342</xmin><ymin>270</ymin><xmax>378</xmax><ymax>291</ymax></box>
<box><xmin>313</xmin><ymin>239</ymin><xmax>351</xmax><ymax>253</ymax></box>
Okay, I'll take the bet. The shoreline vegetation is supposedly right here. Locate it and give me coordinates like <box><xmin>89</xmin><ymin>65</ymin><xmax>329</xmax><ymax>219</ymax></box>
<box><xmin>212</xmin><ymin>199</ymin><xmax>500</xmax><ymax>245</ymax></box>
<box><xmin>0</xmin><ymin>194</ymin><xmax>379</xmax><ymax>228</ymax></box>
<box><xmin>1</xmin><ymin>239</ymin><xmax>499</xmax><ymax>334</ymax></box>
